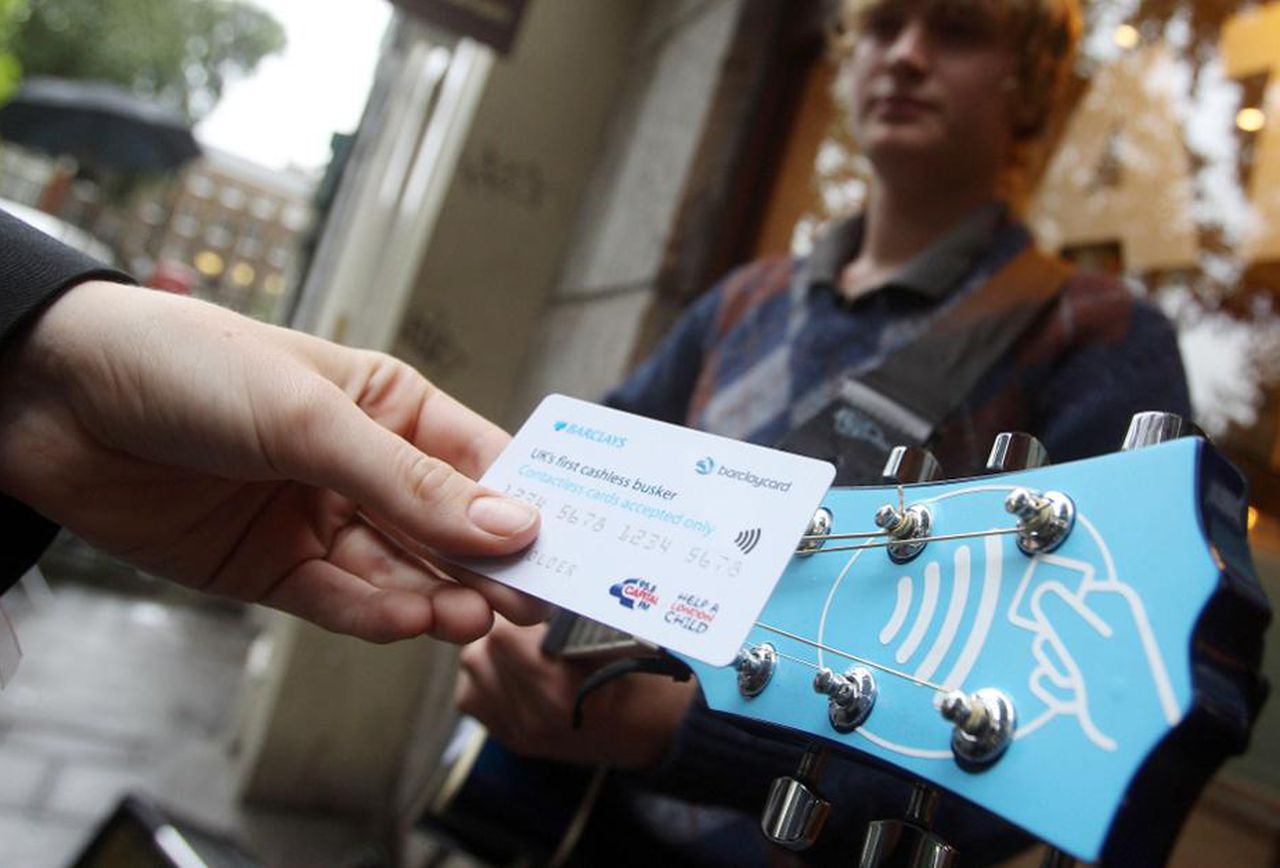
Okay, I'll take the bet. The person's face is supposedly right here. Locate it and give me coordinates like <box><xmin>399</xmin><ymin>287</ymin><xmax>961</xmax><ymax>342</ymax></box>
<box><xmin>844</xmin><ymin>1</ymin><xmax>1018</xmax><ymax>180</ymax></box>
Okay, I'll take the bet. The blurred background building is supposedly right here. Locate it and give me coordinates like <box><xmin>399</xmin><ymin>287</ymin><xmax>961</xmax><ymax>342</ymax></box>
<box><xmin>1</xmin><ymin>0</ymin><xmax>1278</xmax><ymax>866</ymax></box>
<box><xmin>0</xmin><ymin>143</ymin><xmax>316</xmax><ymax>320</ymax></box>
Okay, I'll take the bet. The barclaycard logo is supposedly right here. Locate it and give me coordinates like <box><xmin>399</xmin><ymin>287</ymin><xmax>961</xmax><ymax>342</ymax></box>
<box><xmin>695</xmin><ymin>456</ymin><xmax>716</xmax><ymax>475</ymax></box>
<box><xmin>552</xmin><ymin>419</ymin><xmax>627</xmax><ymax>448</ymax></box>
<box><xmin>609</xmin><ymin>578</ymin><xmax>659</xmax><ymax>611</ymax></box>
<box><xmin>711</xmin><ymin>463</ymin><xmax>794</xmax><ymax>492</ymax></box>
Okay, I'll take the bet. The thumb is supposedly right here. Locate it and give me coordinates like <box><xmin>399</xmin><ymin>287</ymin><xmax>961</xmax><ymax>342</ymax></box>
<box><xmin>285</xmin><ymin>383</ymin><xmax>540</xmax><ymax>555</ymax></box>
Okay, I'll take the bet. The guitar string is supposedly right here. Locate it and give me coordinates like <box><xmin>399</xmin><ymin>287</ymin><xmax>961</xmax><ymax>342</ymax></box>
<box><xmin>798</xmin><ymin>525</ymin><xmax>1020</xmax><ymax>555</ymax></box>
<box><xmin>800</xmin><ymin>528</ymin><xmax>887</xmax><ymax>542</ymax></box>
<box><xmin>796</xmin><ymin>483</ymin><xmax>903</xmax><ymax>542</ymax></box>
<box><xmin>759</xmin><ymin>522</ymin><xmax>1026</xmax><ymax>692</ymax></box>
<box><xmin>753</xmin><ymin>622</ymin><xmax>946</xmax><ymax>692</ymax></box>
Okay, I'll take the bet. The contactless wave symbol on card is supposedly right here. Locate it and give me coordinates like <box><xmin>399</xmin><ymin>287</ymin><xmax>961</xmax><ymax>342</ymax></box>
<box><xmin>733</xmin><ymin>528</ymin><xmax>762</xmax><ymax>555</ymax></box>
<box><xmin>695</xmin><ymin>456</ymin><xmax>716</xmax><ymax>475</ymax></box>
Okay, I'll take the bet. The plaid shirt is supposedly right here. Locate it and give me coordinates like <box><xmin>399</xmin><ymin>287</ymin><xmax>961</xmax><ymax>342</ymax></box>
<box><xmin>607</xmin><ymin>203</ymin><xmax>1190</xmax><ymax>477</ymax></box>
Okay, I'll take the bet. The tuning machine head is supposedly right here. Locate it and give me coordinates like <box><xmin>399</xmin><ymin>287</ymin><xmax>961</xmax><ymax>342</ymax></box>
<box><xmin>795</xmin><ymin>507</ymin><xmax>833</xmax><ymax>557</ymax></box>
<box><xmin>1122</xmin><ymin>411</ymin><xmax>1204</xmax><ymax>450</ymax></box>
<box><xmin>874</xmin><ymin>502</ymin><xmax>932</xmax><ymax>563</ymax></box>
<box><xmin>881</xmin><ymin>445</ymin><xmax>943</xmax><ymax>484</ymax></box>
<box><xmin>735</xmin><ymin>643</ymin><xmax>777</xmax><ymax>697</ymax></box>
<box><xmin>813</xmin><ymin>666</ymin><xmax>877</xmax><ymax>733</ymax></box>
<box><xmin>1005</xmin><ymin>487</ymin><xmax>1074</xmax><ymax>554</ymax></box>
<box><xmin>939</xmin><ymin>688</ymin><xmax>1016</xmax><ymax>771</ymax></box>
<box><xmin>861</xmin><ymin>784</ymin><xmax>957</xmax><ymax>868</ymax></box>
<box><xmin>986</xmin><ymin>431</ymin><xmax>1048</xmax><ymax>473</ymax></box>
<box><xmin>761</xmin><ymin>746</ymin><xmax>830</xmax><ymax>851</ymax></box>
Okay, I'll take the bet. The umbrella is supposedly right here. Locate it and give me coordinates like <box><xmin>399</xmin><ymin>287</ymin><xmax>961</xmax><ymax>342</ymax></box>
<box><xmin>0</xmin><ymin>76</ymin><xmax>200</xmax><ymax>173</ymax></box>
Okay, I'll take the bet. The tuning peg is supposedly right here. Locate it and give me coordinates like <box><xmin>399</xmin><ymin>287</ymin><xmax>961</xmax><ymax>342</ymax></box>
<box><xmin>985</xmin><ymin>431</ymin><xmax>1048</xmax><ymax>473</ymax></box>
<box><xmin>861</xmin><ymin>783</ymin><xmax>957</xmax><ymax>868</ymax></box>
<box><xmin>873</xmin><ymin>447</ymin><xmax>940</xmax><ymax>564</ymax></box>
<box><xmin>881</xmin><ymin>445</ymin><xmax>942</xmax><ymax>484</ymax></box>
<box><xmin>795</xmin><ymin>506</ymin><xmax>833</xmax><ymax>557</ymax></box>
<box><xmin>734</xmin><ymin>643</ymin><xmax>777</xmax><ymax>697</ymax></box>
<box><xmin>874</xmin><ymin>501</ymin><xmax>932</xmax><ymax>563</ymax></box>
<box><xmin>761</xmin><ymin>746</ymin><xmax>830</xmax><ymax>851</ymax></box>
<box><xmin>1122</xmin><ymin>411</ymin><xmax>1205</xmax><ymax>451</ymax></box>
<box><xmin>1004</xmin><ymin>487</ymin><xmax>1075</xmax><ymax>555</ymax></box>
<box><xmin>813</xmin><ymin>666</ymin><xmax>877</xmax><ymax>732</ymax></box>
<box><xmin>939</xmin><ymin>688</ymin><xmax>1016</xmax><ymax>770</ymax></box>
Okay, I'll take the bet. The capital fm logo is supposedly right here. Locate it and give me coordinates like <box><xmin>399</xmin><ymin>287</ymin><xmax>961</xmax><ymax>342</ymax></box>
<box><xmin>609</xmin><ymin>578</ymin><xmax>659</xmax><ymax>611</ymax></box>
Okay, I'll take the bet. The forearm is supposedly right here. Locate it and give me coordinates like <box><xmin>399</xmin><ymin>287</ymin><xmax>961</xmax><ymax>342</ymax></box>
<box><xmin>0</xmin><ymin>211</ymin><xmax>134</xmax><ymax>592</ymax></box>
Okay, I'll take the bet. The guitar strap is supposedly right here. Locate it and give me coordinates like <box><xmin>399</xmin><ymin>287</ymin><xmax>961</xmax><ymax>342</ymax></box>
<box><xmin>776</xmin><ymin>246</ymin><xmax>1074</xmax><ymax>484</ymax></box>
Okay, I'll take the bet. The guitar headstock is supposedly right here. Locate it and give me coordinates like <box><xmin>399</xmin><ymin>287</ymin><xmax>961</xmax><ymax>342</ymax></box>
<box><xmin>676</xmin><ymin>419</ymin><xmax>1270</xmax><ymax>863</ymax></box>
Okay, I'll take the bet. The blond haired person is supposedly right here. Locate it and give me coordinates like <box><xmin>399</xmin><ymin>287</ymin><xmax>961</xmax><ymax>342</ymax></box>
<box><xmin>457</xmin><ymin>2</ymin><xmax>1189</xmax><ymax>863</ymax></box>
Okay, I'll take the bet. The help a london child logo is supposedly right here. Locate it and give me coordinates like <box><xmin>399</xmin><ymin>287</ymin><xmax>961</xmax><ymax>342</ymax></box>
<box><xmin>610</xmin><ymin>578</ymin><xmax>659</xmax><ymax>612</ymax></box>
<box><xmin>694</xmin><ymin>456</ymin><xmax>792</xmax><ymax>492</ymax></box>
<box><xmin>553</xmin><ymin>419</ymin><xmax>627</xmax><ymax>448</ymax></box>
<box><xmin>665</xmin><ymin>593</ymin><xmax>720</xmax><ymax>634</ymax></box>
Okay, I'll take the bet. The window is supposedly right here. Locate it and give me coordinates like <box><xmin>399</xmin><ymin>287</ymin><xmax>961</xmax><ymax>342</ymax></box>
<box><xmin>251</xmin><ymin>196</ymin><xmax>278</xmax><ymax>220</ymax></box>
<box><xmin>280</xmin><ymin>203</ymin><xmax>310</xmax><ymax>232</ymax></box>
<box><xmin>219</xmin><ymin>186</ymin><xmax>248</xmax><ymax>210</ymax></box>
<box><xmin>187</xmin><ymin>174</ymin><xmax>215</xmax><ymax>199</ymax></box>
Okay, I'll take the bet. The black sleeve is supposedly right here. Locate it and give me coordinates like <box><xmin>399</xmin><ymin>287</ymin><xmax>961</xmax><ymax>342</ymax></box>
<box><xmin>0</xmin><ymin>208</ymin><xmax>136</xmax><ymax>595</ymax></box>
<box><xmin>0</xmin><ymin>209</ymin><xmax>135</xmax><ymax>345</ymax></box>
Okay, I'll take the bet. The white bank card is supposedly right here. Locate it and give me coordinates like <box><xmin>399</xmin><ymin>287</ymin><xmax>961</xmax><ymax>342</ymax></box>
<box><xmin>468</xmin><ymin>395</ymin><xmax>835</xmax><ymax>665</ymax></box>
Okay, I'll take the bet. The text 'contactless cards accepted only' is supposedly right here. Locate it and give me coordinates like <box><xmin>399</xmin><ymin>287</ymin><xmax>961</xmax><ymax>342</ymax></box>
<box><xmin>464</xmin><ymin>395</ymin><xmax>835</xmax><ymax>665</ymax></box>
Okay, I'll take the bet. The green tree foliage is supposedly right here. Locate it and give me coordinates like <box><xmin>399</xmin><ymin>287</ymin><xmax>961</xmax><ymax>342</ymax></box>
<box><xmin>10</xmin><ymin>0</ymin><xmax>285</xmax><ymax>119</ymax></box>
<box><xmin>0</xmin><ymin>0</ymin><xmax>27</xmax><ymax>102</ymax></box>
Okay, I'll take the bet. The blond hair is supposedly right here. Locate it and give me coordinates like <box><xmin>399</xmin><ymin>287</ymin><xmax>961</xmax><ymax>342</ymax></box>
<box><xmin>832</xmin><ymin>0</ymin><xmax>1083</xmax><ymax>206</ymax></box>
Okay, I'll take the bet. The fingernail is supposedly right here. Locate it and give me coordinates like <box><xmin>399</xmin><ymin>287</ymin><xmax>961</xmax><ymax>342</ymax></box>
<box><xmin>468</xmin><ymin>496</ymin><xmax>537</xmax><ymax>537</ymax></box>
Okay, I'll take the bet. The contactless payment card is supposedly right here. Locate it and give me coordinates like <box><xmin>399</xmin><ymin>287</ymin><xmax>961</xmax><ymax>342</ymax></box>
<box><xmin>464</xmin><ymin>394</ymin><xmax>835</xmax><ymax>665</ymax></box>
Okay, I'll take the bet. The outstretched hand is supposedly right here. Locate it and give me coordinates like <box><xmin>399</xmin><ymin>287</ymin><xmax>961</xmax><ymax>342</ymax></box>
<box><xmin>0</xmin><ymin>280</ymin><xmax>547</xmax><ymax>643</ymax></box>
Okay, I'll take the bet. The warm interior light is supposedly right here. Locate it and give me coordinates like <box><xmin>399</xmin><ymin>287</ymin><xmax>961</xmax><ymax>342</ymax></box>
<box><xmin>1237</xmin><ymin>107</ymin><xmax>1266</xmax><ymax>133</ymax></box>
<box><xmin>1113</xmin><ymin>24</ymin><xmax>1140</xmax><ymax>49</ymax></box>
<box><xmin>263</xmin><ymin>274</ymin><xmax>286</xmax><ymax>296</ymax></box>
<box><xmin>194</xmin><ymin>250</ymin><xmax>224</xmax><ymax>277</ymax></box>
<box><xmin>1247</xmin><ymin>506</ymin><xmax>1259</xmax><ymax>531</ymax></box>
<box><xmin>230</xmin><ymin>262</ymin><xmax>256</xmax><ymax>287</ymax></box>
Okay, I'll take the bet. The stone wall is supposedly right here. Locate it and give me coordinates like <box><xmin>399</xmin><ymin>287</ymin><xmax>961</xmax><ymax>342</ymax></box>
<box><xmin>504</xmin><ymin>0</ymin><xmax>746</xmax><ymax>428</ymax></box>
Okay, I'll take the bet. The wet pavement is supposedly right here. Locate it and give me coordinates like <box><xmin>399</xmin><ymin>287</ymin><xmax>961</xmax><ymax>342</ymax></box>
<box><xmin>0</xmin><ymin>542</ymin><xmax>382</xmax><ymax>868</ymax></box>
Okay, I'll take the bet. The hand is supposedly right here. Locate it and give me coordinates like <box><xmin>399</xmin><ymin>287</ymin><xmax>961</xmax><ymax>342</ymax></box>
<box><xmin>0</xmin><ymin>281</ymin><xmax>548</xmax><ymax>643</ymax></box>
<box><xmin>1026</xmin><ymin>579</ymin><xmax>1176</xmax><ymax>751</ymax></box>
<box><xmin>456</xmin><ymin>617</ymin><xmax>695</xmax><ymax>769</ymax></box>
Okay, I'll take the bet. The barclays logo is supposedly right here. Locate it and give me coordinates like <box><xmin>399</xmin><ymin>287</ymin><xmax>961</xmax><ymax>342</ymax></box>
<box><xmin>553</xmin><ymin>419</ymin><xmax>627</xmax><ymax>448</ymax></box>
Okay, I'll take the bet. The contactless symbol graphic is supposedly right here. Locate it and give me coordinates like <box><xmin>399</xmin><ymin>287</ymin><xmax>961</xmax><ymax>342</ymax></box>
<box><xmin>695</xmin><ymin>457</ymin><xmax>716</xmax><ymax>475</ymax></box>
<box><xmin>733</xmin><ymin>528</ymin><xmax>762</xmax><ymax>555</ymax></box>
